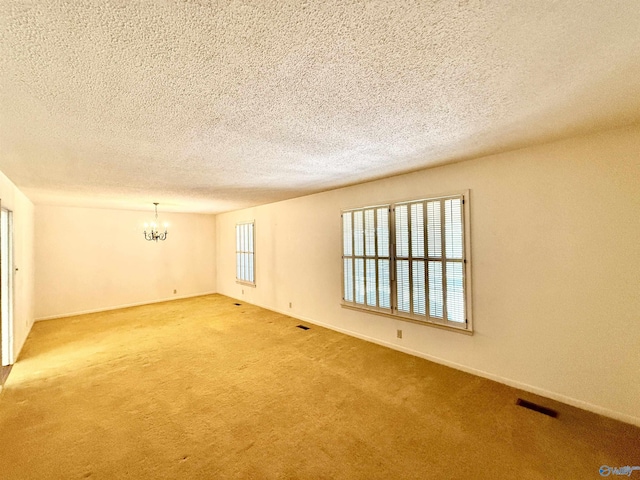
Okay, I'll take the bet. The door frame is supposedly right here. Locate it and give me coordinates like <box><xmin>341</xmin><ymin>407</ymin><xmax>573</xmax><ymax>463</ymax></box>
<box><xmin>0</xmin><ymin>203</ymin><xmax>15</xmax><ymax>379</ymax></box>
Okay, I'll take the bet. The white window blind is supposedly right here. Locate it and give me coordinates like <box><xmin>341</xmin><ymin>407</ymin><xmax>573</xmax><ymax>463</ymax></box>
<box><xmin>236</xmin><ymin>222</ymin><xmax>255</xmax><ymax>285</ymax></box>
<box><xmin>342</xmin><ymin>206</ymin><xmax>391</xmax><ymax>312</ymax></box>
<box><xmin>342</xmin><ymin>193</ymin><xmax>470</xmax><ymax>331</ymax></box>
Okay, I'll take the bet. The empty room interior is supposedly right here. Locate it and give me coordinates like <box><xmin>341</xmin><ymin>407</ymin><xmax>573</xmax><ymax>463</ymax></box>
<box><xmin>1</xmin><ymin>1</ymin><xmax>639</xmax><ymax>479</ymax></box>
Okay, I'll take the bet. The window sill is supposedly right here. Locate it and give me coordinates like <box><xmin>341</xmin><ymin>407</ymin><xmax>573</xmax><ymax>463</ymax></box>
<box><xmin>236</xmin><ymin>280</ymin><xmax>256</xmax><ymax>287</ymax></box>
<box><xmin>341</xmin><ymin>303</ymin><xmax>473</xmax><ymax>336</ymax></box>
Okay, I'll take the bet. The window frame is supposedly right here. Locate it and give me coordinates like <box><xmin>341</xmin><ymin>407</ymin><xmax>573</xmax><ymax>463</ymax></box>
<box><xmin>235</xmin><ymin>221</ymin><xmax>256</xmax><ymax>287</ymax></box>
<box><xmin>341</xmin><ymin>191</ymin><xmax>473</xmax><ymax>334</ymax></box>
<box><xmin>341</xmin><ymin>204</ymin><xmax>393</xmax><ymax>315</ymax></box>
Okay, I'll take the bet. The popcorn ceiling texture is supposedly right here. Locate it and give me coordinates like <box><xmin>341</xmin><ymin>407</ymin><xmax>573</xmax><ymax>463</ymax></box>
<box><xmin>1</xmin><ymin>1</ymin><xmax>640</xmax><ymax>213</ymax></box>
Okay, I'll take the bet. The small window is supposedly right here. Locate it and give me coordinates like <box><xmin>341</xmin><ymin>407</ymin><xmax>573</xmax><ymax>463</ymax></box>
<box><xmin>236</xmin><ymin>222</ymin><xmax>255</xmax><ymax>285</ymax></box>
<box><xmin>342</xmin><ymin>192</ymin><xmax>471</xmax><ymax>332</ymax></box>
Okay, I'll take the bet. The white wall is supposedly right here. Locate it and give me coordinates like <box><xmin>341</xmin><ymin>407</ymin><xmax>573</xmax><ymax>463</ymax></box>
<box><xmin>35</xmin><ymin>206</ymin><xmax>216</xmax><ymax>320</ymax></box>
<box><xmin>216</xmin><ymin>124</ymin><xmax>640</xmax><ymax>426</ymax></box>
<box><xmin>0</xmin><ymin>171</ymin><xmax>35</xmax><ymax>360</ymax></box>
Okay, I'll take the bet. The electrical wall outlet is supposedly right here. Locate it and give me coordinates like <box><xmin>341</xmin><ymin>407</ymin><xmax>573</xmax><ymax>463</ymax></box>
<box><xmin>397</xmin><ymin>329</ymin><xmax>402</xmax><ymax>339</ymax></box>
<box><xmin>173</xmin><ymin>289</ymin><xmax>177</xmax><ymax>294</ymax></box>
<box><xmin>289</xmin><ymin>302</ymin><xmax>292</xmax><ymax>308</ymax></box>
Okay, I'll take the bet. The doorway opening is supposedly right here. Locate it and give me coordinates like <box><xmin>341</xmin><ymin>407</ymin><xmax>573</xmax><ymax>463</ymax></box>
<box><xmin>0</xmin><ymin>207</ymin><xmax>14</xmax><ymax>386</ymax></box>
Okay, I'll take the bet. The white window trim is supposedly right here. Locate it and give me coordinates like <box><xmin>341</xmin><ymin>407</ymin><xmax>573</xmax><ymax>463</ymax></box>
<box><xmin>341</xmin><ymin>204</ymin><xmax>392</xmax><ymax>314</ymax></box>
<box><xmin>236</xmin><ymin>221</ymin><xmax>256</xmax><ymax>286</ymax></box>
<box><xmin>341</xmin><ymin>190</ymin><xmax>473</xmax><ymax>334</ymax></box>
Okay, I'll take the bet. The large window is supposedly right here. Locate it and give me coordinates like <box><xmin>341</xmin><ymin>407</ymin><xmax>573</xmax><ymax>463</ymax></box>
<box><xmin>236</xmin><ymin>222</ymin><xmax>255</xmax><ymax>285</ymax></box>
<box><xmin>342</xmin><ymin>193</ymin><xmax>471</xmax><ymax>332</ymax></box>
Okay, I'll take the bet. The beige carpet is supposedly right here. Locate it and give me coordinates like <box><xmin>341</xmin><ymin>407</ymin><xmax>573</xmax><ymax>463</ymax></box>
<box><xmin>0</xmin><ymin>294</ymin><xmax>637</xmax><ymax>479</ymax></box>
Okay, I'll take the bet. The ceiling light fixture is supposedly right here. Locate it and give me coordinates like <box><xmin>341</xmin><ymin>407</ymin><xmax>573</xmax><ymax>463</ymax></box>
<box><xmin>143</xmin><ymin>202</ymin><xmax>168</xmax><ymax>242</ymax></box>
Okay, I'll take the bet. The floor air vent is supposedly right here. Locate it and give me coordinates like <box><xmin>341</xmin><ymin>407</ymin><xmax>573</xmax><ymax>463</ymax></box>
<box><xmin>516</xmin><ymin>398</ymin><xmax>558</xmax><ymax>418</ymax></box>
<box><xmin>234</xmin><ymin>303</ymin><xmax>241</xmax><ymax>306</ymax></box>
<box><xmin>296</xmin><ymin>325</ymin><xmax>310</xmax><ymax>330</ymax></box>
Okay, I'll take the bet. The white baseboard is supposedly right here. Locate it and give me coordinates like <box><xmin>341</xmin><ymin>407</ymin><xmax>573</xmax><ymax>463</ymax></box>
<box><xmin>34</xmin><ymin>291</ymin><xmax>218</xmax><ymax>322</ymax></box>
<box><xmin>229</xmin><ymin>295</ymin><xmax>640</xmax><ymax>428</ymax></box>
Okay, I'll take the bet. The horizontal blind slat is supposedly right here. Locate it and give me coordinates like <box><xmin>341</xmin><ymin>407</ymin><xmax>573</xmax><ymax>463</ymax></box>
<box><xmin>427</xmin><ymin>201</ymin><xmax>442</xmax><ymax>258</ymax></box>
<box><xmin>365</xmin><ymin>209</ymin><xmax>376</xmax><ymax>257</ymax></box>
<box><xmin>446</xmin><ymin>262</ymin><xmax>465</xmax><ymax>323</ymax></box>
<box><xmin>445</xmin><ymin>198</ymin><xmax>463</xmax><ymax>259</ymax></box>
<box><xmin>397</xmin><ymin>259</ymin><xmax>410</xmax><ymax>312</ymax></box>
<box><xmin>412</xmin><ymin>260</ymin><xmax>426</xmax><ymax>315</ymax></box>
<box><xmin>428</xmin><ymin>261</ymin><xmax>443</xmax><ymax>318</ymax></box>
<box><xmin>411</xmin><ymin>203</ymin><xmax>425</xmax><ymax>258</ymax></box>
<box><xmin>354</xmin><ymin>211</ymin><xmax>364</xmax><ymax>256</ymax></box>
<box><xmin>377</xmin><ymin>208</ymin><xmax>389</xmax><ymax>257</ymax></box>
<box><xmin>355</xmin><ymin>258</ymin><xmax>365</xmax><ymax>304</ymax></box>
<box><xmin>396</xmin><ymin>205</ymin><xmax>409</xmax><ymax>258</ymax></box>
<box><xmin>378</xmin><ymin>259</ymin><xmax>390</xmax><ymax>308</ymax></box>
<box><xmin>344</xmin><ymin>258</ymin><xmax>354</xmax><ymax>301</ymax></box>
<box><xmin>366</xmin><ymin>258</ymin><xmax>377</xmax><ymax>306</ymax></box>
<box><xmin>343</xmin><ymin>212</ymin><xmax>352</xmax><ymax>256</ymax></box>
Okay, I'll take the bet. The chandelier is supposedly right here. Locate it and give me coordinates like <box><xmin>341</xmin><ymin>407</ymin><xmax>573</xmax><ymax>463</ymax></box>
<box><xmin>143</xmin><ymin>203</ymin><xmax>168</xmax><ymax>242</ymax></box>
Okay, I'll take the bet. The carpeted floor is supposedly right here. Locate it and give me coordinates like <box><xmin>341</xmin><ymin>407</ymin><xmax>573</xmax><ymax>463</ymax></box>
<box><xmin>0</xmin><ymin>294</ymin><xmax>638</xmax><ymax>479</ymax></box>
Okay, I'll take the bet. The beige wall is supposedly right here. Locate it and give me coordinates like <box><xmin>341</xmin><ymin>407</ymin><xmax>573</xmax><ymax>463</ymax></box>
<box><xmin>216</xmin><ymin>124</ymin><xmax>640</xmax><ymax>426</ymax></box>
<box><xmin>0</xmin><ymin>171</ymin><xmax>35</xmax><ymax>360</ymax></box>
<box><xmin>35</xmin><ymin>206</ymin><xmax>216</xmax><ymax>320</ymax></box>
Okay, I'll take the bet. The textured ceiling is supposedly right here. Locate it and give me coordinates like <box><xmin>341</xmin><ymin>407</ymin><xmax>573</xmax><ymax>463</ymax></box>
<box><xmin>1</xmin><ymin>1</ymin><xmax>640</xmax><ymax>213</ymax></box>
